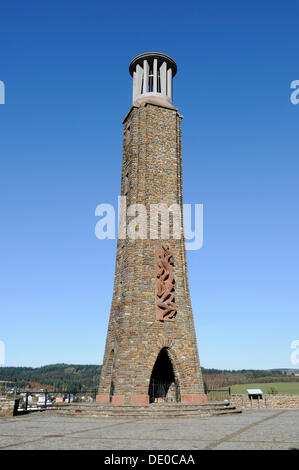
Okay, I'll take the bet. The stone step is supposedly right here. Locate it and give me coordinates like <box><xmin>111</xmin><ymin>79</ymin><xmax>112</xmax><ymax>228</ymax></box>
<box><xmin>54</xmin><ymin>406</ymin><xmax>236</xmax><ymax>415</ymax></box>
<box><xmin>57</xmin><ymin>406</ymin><xmax>233</xmax><ymax>414</ymax></box>
<box><xmin>52</xmin><ymin>409</ymin><xmax>241</xmax><ymax>418</ymax></box>
<box><xmin>51</xmin><ymin>401</ymin><xmax>241</xmax><ymax>418</ymax></box>
<box><xmin>54</xmin><ymin>401</ymin><xmax>230</xmax><ymax>411</ymax></box>
<box><xmin>53</xmin><ymin>407</ymin><xmax>229</xmax><ymax>415</ymax></box>
<box><xmin>54</xmin><ymin>405</ymin><xmax>235</xmax><ymax>413</ymax></box>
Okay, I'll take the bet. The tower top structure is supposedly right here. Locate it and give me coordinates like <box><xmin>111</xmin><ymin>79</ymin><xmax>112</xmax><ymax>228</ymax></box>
<box><xmin>129</xmin><ymin>52</ymin><xmax>177</xmax><ymax>107</ymax></box>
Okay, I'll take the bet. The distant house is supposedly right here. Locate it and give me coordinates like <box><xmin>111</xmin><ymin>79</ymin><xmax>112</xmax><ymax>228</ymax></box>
<box><xmin>55</xmin><ymin>397</ymin><xmax>64</xmax><ymax>403</ymax></box>
<box><xmin>36</xmin><ymin>394</ymin><xmax>53</xmax><ymax>406</ymax></box>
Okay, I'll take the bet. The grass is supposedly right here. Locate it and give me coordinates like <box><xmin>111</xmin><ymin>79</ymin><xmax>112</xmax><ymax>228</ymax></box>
<box><xmin>230</xmin><ymin>382</ymin><xmax>299</xmax><ymax>395</ymax></box>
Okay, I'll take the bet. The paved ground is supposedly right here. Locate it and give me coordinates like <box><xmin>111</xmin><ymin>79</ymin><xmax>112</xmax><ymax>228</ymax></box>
<box><xmin>0</xmin><ymin>409</ymin><xmax>298</xmax><ymax>450</ymax></box>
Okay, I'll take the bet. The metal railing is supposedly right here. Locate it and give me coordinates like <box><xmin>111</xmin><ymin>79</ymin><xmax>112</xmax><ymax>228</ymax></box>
<box><xmin>2</xmin><ymin>386</ymin><xmax>232</xmax><ymax>410</ymax></box>
<box><xmin>9</xmin><ymin>389</ymin><xmax>98</xmax><ymax>411</ymax></box>
<box><xmin>206</xmin><ymin>387</ymin><xmax>231</xmax><ymax>402</ymax></box>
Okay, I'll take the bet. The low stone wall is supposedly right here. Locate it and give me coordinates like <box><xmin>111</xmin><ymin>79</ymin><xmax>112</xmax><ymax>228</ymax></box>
<box><xmin>230</xmin><ymin>394</ymin><xmax>299</xmax><ymax>409</ymax></box>
<box><xmin>0</xmin><ymin>400</ymin><xmax>18</xmax><ymax>417</ymax></box>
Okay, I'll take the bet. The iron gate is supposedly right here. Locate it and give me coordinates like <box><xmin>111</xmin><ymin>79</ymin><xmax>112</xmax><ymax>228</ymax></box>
<box><xmin>149</xmin><ymin>380</ymin><xmax>180</xmax><ymax>403</ymax></box>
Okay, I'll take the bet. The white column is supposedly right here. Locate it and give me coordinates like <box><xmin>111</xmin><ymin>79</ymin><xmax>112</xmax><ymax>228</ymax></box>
<box><xmin>167</xmin><ymin>67</ymin><xmax>172</xmax><ymax>101</ymax></box>
<box><xmin>143</xmin><ymin>59</ymin><xmax>149</xmax><ymax>94</ymax></box>
<box><xmin>135</xmin><ymin>64</ymin><xmax>143</xmax><ymax>100</ymax></box>
<box><xmin>160</xmin><ymin>61</ymin><xmax>167</xmax><ymax>96</ymax></box>
<box><xmin>133</xmin><ymin>71</ymin><xmax>137</xmax><ymax>102</ymax></box>
<box><xmin>153</xmin><ymin>59</ymin><xmax>157</xmax><ymax>93</ymax></box>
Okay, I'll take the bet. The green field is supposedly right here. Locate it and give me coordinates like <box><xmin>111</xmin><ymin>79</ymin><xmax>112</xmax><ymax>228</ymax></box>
<box><xmin>231</xmin><ymin>382</ymin><xmax>299</xmax><ymax>395</ymax></box>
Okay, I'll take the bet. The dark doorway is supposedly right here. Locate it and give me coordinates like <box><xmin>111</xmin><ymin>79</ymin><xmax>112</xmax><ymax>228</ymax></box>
<box><xmin>109</xmin><ymin>380</ymin><xmax>114</xmax><ymax>402</ymax></box>
<box><xmin>107</xmin><ymin>350</ymin><xmax>115</xmax><ymax>402</ymax></box>
<box><xmin>148</xmin><ymin>348</ymin><xmax>179</xmax><ymax>403</ymax></box>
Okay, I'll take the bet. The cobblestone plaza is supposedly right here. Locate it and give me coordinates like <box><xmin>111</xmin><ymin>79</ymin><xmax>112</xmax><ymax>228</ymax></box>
<box><xmin>0</xmin><ymin>410</ymin><xmax>298</xmax><ymax>450</ymax></box>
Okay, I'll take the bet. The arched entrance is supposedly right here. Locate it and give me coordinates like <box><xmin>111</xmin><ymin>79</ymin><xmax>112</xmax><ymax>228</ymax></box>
<box><xmin>148</xmin><ymin>348</ymin><xmax>179</xmax><ymax>403</ymax></box>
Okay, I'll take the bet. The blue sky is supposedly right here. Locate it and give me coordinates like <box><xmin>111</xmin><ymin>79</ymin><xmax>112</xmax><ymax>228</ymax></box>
<box><xmin>0</xmin><ymin>1</ymin><xmax>298</xmax><ymax>369</ymax></box>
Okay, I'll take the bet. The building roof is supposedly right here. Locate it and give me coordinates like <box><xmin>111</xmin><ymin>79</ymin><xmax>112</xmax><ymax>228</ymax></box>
<box><xmin>129</xmin><ymin>52</ymin><xmax>177</xmax><ymax>77</ymax></box>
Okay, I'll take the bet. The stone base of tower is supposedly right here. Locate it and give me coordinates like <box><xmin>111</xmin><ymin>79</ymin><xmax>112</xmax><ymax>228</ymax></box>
<box><xmin>96</xmin><ymin>394</ymin><xmax>126</xmax><ymax>405</ymax></box>
<box><xmin>181</xmin><ymin>393</ymin><xmax>208</xmax><ymax>404</ymax></box>
<box><xmin>95</xmin><ymin>394</ymin><xmax>110</xmax><ymax>404</ymax></box>
<box><xmin>96</xmin><ymin>393</ymin><xmax>207</xmax><ymax>405</ymax></box>
<box><xmin>131</xmin><ymin>394</ymin><xmax>150</xmax><ymax>405</ymax></box>
<box><xmin>95</xmin><ymin>394</ymin><xmax>150</xmax><ymax>405</ymax></box>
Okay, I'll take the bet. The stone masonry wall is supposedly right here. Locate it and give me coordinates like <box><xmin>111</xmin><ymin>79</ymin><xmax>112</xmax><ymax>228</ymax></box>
<box><xmin>0</xmin><ymin>400</ymin><xmax>16</xmax><ymax>417</ymax></box>
<box><xmin>97</xmin><ymin>101</ymin><xmax>206</xmax><ymax>405</ymax></box>
<box><xmin>230</xmin><ymin>394</ymin><xmax>299</xmax><ymax>409</ymax></box>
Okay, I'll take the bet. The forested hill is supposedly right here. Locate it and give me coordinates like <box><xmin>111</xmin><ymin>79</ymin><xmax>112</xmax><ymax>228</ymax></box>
<box><xmin>0</xmin><ymin>364</ymin><xmax>297</xmax><ymax>391</ymax></box>
<box><xmin>0</xmin><ymin>364</ymin><xmax>102</xmax><ymax>391</ymax></box>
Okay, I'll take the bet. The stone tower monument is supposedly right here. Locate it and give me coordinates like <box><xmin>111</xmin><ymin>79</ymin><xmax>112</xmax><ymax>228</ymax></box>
<box><xmin>97</xmin><ymin>52</ymin><xmax>206</xmax><ymax>405</ymax></box>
